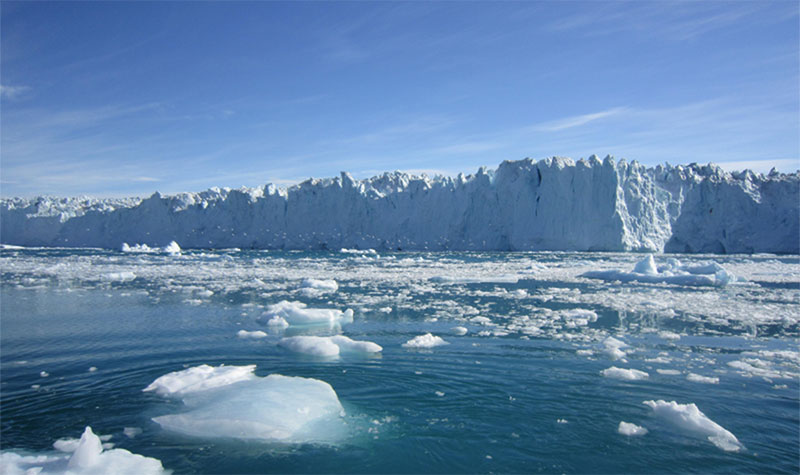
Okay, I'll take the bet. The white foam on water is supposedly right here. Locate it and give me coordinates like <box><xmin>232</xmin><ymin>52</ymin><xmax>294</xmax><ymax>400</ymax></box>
<box><xmin>618</xmin><ymin>421</ymin><xmax>648</xmax><ymax>436</ymax></box>
<box><xmin>147</xmin><ymin>367</ymin><xmax>347</xmax><ymax>443</ymax></box>
<box><xmin>643</xmin><ymin>400</ymin><xmax>742</xmax><ymax>452</ymax></box>
<box><xmin>402</xmin><ymin>333</ymin><xmax>449</xmax><ymax>349</ymax></box>
<box><xmin>0</xmin><ymin>426</ymin><xmax>166</xmax><ymax>474</ymax></box>
<box><xmin>601</xmin><ymin>367</ymin><xmax>649</xmax><ymax>381</ymax></box>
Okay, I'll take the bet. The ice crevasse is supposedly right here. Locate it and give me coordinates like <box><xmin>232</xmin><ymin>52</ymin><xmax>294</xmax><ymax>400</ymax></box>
<box><xmin>1</xmin><ymin>156</ymin><xmax>797</xmax><ymax>253</ymax></box>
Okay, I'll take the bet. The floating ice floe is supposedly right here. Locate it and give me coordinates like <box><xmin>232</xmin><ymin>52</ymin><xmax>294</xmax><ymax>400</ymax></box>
<box><xmin>0</xmin><ymin>426</ymin><xmax>166</xmax><ymax>474</ymax></box>
<box><xmin>121</xmin><ymin>241</ymin><xmax>181</xmax><ymax>255</ymax></box>
<box><xmin>298</xmin><ymin>278</ymin><xmax>339</xmax><ymax>297</ymax></box>
<box><xmin>643</xmin><ymin>400</ymin><xmax>742</xmax><ymax>452</ymax></box>
<box><xmin>657</xmin><ymin>369</ymin><xmax>681</xmax><ymax>375</ymax></box>
<box><xmin>264</xmin><ymin>301</ymin><xmax>353</xmax><ymax>327</ymax></box>
<box><xmin>582</xmin><ymin>255</ymin><xmax>740</xmax><ymax>287</ymax></box>
<box><xmin>340</xmin><ymin>248</ymin><xmax>377</xmax><ymax>255</ymax></box>
<box><xmin>602</xmin><ymin>336</ymin><xmax>628</xmax><ymax>361</ymax></box>
<box><xmin>402</xmin><ymin>333</ymin><xmax>449</xmax><ymax>349</ymax></box>
<box><xmin>144</xmin><ymin>365</ymin><xmax>346</xmax><ymax>443</ymax></box>
<box><xmin>237</xmin><ymin>329</ymin><xmax>267</xmax><ymax>339</ymax></box>
<box><xmin>686</xmin><ymin>373</ymin><xmax>719</xmax><ymax>384</ymax></box>
<box><xmin>279</xmin><ymin>335</ymin><xmax>382</xmax><ymax>357</ymax></box>
<box><xmin>452</xmin><ymin>326</ymin><xmax>468</xmax><ymax>336</ymax></box>
<box><xmin>601</xmin><ymin>366</ymin><xmax>649</xmax><ymax>381</ymax></box>
<box><xmin>618</xmin><ymin>421</ymin><xmax>648</xmax><ymax>436</ymax></box>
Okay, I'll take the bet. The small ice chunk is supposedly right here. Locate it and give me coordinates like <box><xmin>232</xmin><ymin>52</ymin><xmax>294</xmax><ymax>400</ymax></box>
<box><xmin>402</xmin><ymin>333</ymin><xmax>449</xmax><ymax>349</ymax></box>
<box><xmin>618</xmin><ymin>421</ymin><xmax>648</xmax><ymax>436</ymax></box>
<box><xmin>237</xmin><ymin>329</ymin><xmax>268</xmax><ymax>339</ymax></box>
<box><xmin>123</xmin><ymin>427</ymin><xmax>142</xmax><ymax>438</ymax></box>
<box><xmin>633</xmin><ymin>255</ymin><xmax>658</xmax><ymax>274</ymax></box>
<box><xmin>278</xmin><ymin>335</ymin><xmax>382</xmax><ymax>358</ymax></box>
<box><xmin>88</xmin><ymin>367</ymin><xmax>98</xmax><ymax>372</ymax></box>
<box><xmin>601</xmin><ymin>367</ymin><xmax>649</xmax><ymax>381</ymax></box>
<box><xmin>40</xmin><ymin>371</ymin><xmax>49</xmax><ymax>377</ymax></box>
<box><xmin>557</xmin><ymin>419</ymin><xmax>568</xmax><ymax>424</ymax></box>
<box><xmin>452</xmin><ymin>326</ymin><xmax>468</xmax><ymax>336</ymax></box>
<box><xmin>470</xmin><ymin>316</ymin><xmax>492</xmax><ymax>325</ymax></box>
<box><xmin>300</xmin><ymin>278</ymin><xmax>338</xmax><ymax>292</ymax></box>
<box><xmin>577</xmin><ymin>349</ymin><xmax>594</xmax><ymax>356</ymax></box>
<box><xmin>659</xmin><ymin>331</ymin><xmax>681</xmax><ymax>341</ymax></box>
<box><xmin>643</xmin><ymin>400</ymin><xmax>742</xmax><ymax>452</ymax></box>
<box><xmin>657</xmin><ymin>369</ymin><xmax>681</xmax><ymax>375</ymax></box>
<box><xmin>143</xmin><ymin>364</ymin><xmax>256</xmax><ymax>396</ymax></box>
<box><xmin>602</xmin><ymin>337</ymin><xmax>628</xmax><ymax>361</ymax></box>
<box><xmin>378</xmin><ymin>307</ymin><xmax>393</xmax><ymax>313</ymax></box>
<box><xmin>163</xmin><ymin>241</ymin><xmax>181</xmax><ymax>255</ymax></box>
<box><xmin>435</xmin><ymin>391</ymin><xmax>445</xmax><ymax>397</ymax></box>
<box><xmin>267</xmin><ymin>315</ymin><xmax>289</xmax><ymax>328</ymax></box>
<box><xmin>686</xmin><ymin>373</ymin><xmax>719</xmax><ymax>384</ymax></box>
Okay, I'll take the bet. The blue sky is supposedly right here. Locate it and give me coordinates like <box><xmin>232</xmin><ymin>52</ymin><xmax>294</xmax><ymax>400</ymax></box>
<box><xmin>1</xmin><ymin>1</ymin><xmax>798</xmax><ymax>197</ymax></box>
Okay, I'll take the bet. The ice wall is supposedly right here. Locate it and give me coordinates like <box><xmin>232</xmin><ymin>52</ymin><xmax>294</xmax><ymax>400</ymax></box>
<box><xmin>1</xmin><ymin>157</ymin><xmax>797</xmax><ymax>253</ymax></box>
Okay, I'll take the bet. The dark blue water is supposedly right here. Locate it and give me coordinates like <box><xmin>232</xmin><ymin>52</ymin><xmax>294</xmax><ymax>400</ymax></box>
<box><xmin>1</xmin><ymin>249</ymin><xmax>798</xmax><ymax>473</ymax></box>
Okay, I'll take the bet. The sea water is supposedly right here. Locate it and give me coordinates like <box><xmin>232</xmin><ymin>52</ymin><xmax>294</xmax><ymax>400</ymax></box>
<box><xmin>1</xmin><ymin>248</ymin><xmax>798</xmax><ymax>473</ymax></box>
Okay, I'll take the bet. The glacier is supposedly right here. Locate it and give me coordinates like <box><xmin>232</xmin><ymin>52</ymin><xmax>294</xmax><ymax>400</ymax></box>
<box><xmin>1</xmin><ymin>156</ymin><xmax>797</xmax><ymax>253</ymax></box>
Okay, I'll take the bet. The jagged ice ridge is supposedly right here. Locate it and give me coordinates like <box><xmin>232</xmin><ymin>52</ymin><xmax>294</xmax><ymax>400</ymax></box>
<box><xmin>1</xmin><ymin>156</ymin><xmax>797</xmax><ymax>253</ymax></box>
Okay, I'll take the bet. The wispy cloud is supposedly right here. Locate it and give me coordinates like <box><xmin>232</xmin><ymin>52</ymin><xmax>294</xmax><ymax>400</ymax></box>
<box><xmin>530</xmin><ymin>107</ymin><xmax>628</xmax><ymax>132</ymax></box>
<box><xmin>0</xmin><ymin>84</ymin><xmax>30</xmax><ymax>100</ymax></box>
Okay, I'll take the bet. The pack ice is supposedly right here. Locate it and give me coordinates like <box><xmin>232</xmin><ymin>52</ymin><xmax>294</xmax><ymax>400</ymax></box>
<box><xmin>1</xmin><ymin>157</ymin><xmax>797</xmax><ymax>253</ymax></box>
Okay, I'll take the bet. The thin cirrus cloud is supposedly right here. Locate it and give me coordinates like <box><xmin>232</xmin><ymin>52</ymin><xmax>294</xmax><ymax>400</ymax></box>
<box><xmin>0</xmin><ymin>84</ymin><xmax>30</xmax><ymax>100</ymax></box>
<box><xmin>528</xmin><ymin>107</ymin><xmax>629</xmax><ymax>133</ymax></box>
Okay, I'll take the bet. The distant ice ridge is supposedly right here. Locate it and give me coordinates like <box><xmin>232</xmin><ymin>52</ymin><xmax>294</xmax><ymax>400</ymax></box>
<box><xmin>2</xmin><ymin>157</ymin><xmax>797</xmax><ymax>253</ymax></box>
<box><xmin>144</xmin><ymin>365</ymin><xmax>347</xmax><ymax>443</ymax></box>
<box><xmin>0</xmin><ymin>426</ymin><xmax>166</xmax><ymax>474</ymax></box>
<box><xmin>583</xmin><ymin>254</ymin><xmax>741</xmax><ymax>287</ymax></box>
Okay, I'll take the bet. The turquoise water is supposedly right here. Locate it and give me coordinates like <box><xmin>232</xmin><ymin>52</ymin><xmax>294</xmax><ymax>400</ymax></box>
<box><xmin>1</xmin><ymin>249</ymin><xmax>798</xmax><ymax>473</ymax></box>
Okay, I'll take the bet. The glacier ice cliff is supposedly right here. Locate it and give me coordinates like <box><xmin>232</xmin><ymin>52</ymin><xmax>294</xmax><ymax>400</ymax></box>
<box><xmin>1</xmin><ymin>156</ymin><xmax>798</xmax><ymax>253</ymax></box>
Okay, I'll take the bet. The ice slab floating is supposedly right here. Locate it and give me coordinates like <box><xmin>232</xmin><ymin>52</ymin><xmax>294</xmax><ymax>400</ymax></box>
<box><xmin>403</xmin><ymin>333</ymin><xmax>449</xmax><ymax>349</ymax></box>
<box><xmin>643</xmin><ymin>400</ymin><xmax>742</xmax><ymax>452</ymax></box>
<box><xmin>264</xmin><ymin>301</ymin><xmax>353</xmax><ymax>327</ymax></box>
<box><xmin>3</xmin><ymin>158</ymin><xmax>796</xmax><ymax>253</ymax></box>
<box><xmin>279</xmin><ymin>335</ymin><xmax>382</xmax><ymax>357</ymax></box>
<box><xmin>582</xmin><ymin>255</ymin><xmax>741</xmax><ymax>287</ymax></box>
<box><xmin>145</xmin><ymin>365</ymin><xmax>347</xmax><ymax>443</ymax></box>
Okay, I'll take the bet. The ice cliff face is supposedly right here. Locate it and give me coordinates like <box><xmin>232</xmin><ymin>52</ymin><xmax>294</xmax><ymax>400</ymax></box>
<box><xmin>1</xmin><ymin>156</ymin><xmax>798</xmax><ymax>253</ymax></box>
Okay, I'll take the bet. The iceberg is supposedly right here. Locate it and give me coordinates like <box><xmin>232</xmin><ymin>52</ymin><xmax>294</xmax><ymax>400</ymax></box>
<box><xmin>1</xmin><ymin>158</ymin><xmax>796</xmax><ymax>253</ymax></box>
<box><xmin>402</xmin><ymin>333</ymin><xmax>449</xmax><ymax>349</ymax></box>
<box><xmin>145</xmin><ymin>365</ymin><xmax>347</xmax><ymax>443</ymax></box>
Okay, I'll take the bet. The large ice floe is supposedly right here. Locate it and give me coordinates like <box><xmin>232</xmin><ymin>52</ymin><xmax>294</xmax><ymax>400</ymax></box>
<box><xmin>643</xmin><ymin>400</ymin><xmax>742</xmax><ymax>452</ymax></box>
<box><xmin>144</xmin><ymin>365</ymin><xmax>347</xmax><ymax>443</ymax></box>
<box><xmin>0</xmin><ymin>426</ymin><xmax>166</xmax><ymax>474</ymax></box>
<box><xmin>582</xmin><ymin>254</ymin><xmax>740</xmax><ymax>287</ymax></box>
<box><xmin>264</xmin><ymin>301</ymin><xmax>353</xmax><ymax>327</ymax></box>
<box><xmin>2</xmin><ymin>157</ymin><xmax>797</xmax><ymax>253</ymax></box>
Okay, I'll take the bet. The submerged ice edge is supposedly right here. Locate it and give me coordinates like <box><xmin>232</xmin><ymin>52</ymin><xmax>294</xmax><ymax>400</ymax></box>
<box><xmin>2</xmin><ymin>157</ymin><xmax>798</xmax><ymax>253</ymax></box>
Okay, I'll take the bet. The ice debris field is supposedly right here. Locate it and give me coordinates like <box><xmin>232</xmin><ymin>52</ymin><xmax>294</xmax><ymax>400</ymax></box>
<box><xmin>1</xmin><ymin>244</ymin><xmax>798</xmax><ymax>473</ymax></box>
